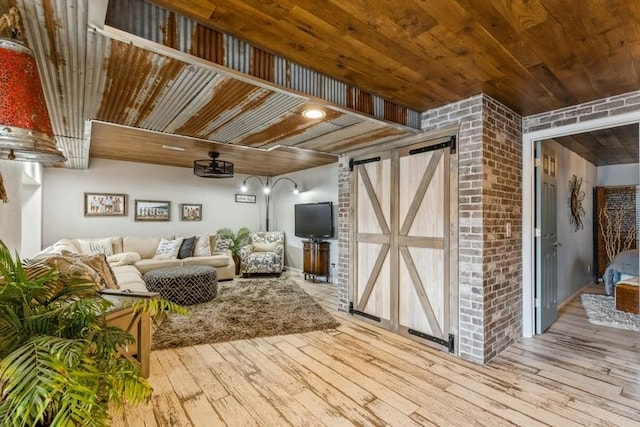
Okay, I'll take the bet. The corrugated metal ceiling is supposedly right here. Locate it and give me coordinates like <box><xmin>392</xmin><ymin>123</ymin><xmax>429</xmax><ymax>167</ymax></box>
<box><xmin>16</xmin><ymin>0</ymin><xmax>419</xmax><ymax>174</ymax></box>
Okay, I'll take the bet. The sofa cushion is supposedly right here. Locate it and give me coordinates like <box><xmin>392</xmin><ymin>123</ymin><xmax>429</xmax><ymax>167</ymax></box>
<box><xmin>77</xmin><ymin>237</ymin><xmax>115</xmax><ymax>256</ymax></box>
<box><xmin>182</xmin><ymin>254</ymin><xmax>230</xmax><ymax>268</ymax></box>
<box><xmin>193</xmin><ymin>234</ymin><xmax>212</xmax><ymax>257</ymax></box>
<box><xmin>107</xmin><ymin>252</ymin><xmax>141</xmax><ymax>266</ymax></box>
<box><xmin>123</xmin><ymin>236</ymin><xmax>163</xmax><ymax>259</ymax></box>
<box><xmin>178</xmin><ymin>236</ymin><xmax>197</xmax><ymax>259</ymax></box>
<box><xmin>153</xmin><ymin>238</ymin><xmax>184</xmax><ymax>260</ymax></box>
<box><xmin>111</xmin><ymin>265</ymin><xmax>147</xmax><ymax>293</ymax></box>
<box><xmin>134</xmin><ymin>258</ymin><xmax>182</xmax><ymax>274</ymax></box>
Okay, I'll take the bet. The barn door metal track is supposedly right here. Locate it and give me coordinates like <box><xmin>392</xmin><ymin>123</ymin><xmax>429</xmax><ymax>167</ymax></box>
<box><xmin>409</xmin><ymin>135</ymin><xmax>456</xmax><ymax>155</ymax></box>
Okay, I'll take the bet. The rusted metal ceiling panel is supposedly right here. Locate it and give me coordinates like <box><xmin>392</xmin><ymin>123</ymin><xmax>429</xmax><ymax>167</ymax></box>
<box><xmin>269</xmin><ymin>117</ymin><xmax>364</xmax><ymax>149</ymax></box>
<box><xmin>296</xmin><ymin>121</ymin><xmax>408</xmax><ymax>153</ymax></box>
<box><xmin>172</xmin><ymin>78</ymin><xmax>265</xmax><ymax>139</ymax></box>
<box><xmin>93</xmin><ymin>38</ymin><xmax>186</xmax><ymax>126</ymax></box>
<box><xmin>217</xmin><ymin>93</ymin><xmax>307</xmax><ymax>143</ymax></box>
<box><xmin>105</xmin><ymin>0</ymin><xmax>420</xmax><ymax>130</ymax></box>
<box><xmin>55</xmin><ymin>136</ymin><xmax>89</xmax><ymax>170</ymax></box>
<box><xmin>18</xmin><ymin>0</ymin><xmax>88</xmax><ymax>169</ymax></box>
<box><xmin>84</xmin><ymin>30</ymin><xmax>110</xmax><ymax>120</ymax></box>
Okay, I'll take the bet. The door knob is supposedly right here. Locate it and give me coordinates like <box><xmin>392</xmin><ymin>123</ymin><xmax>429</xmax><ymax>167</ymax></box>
<box><xmin>553</xmin><ymin>242</ymin><xmax>562</xmax><ymax>247</ymax></box>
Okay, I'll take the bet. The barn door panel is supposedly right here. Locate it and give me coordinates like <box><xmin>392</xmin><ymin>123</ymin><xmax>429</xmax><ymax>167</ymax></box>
<box><xmin>397</xmin><ymin>147</ymin><xmax>450</xmax><ymax>349</ymax></box>
<box><xmin>352</xmin><ymin>157</ymin><xmax>392</xmax><ymax>327</ymax></box>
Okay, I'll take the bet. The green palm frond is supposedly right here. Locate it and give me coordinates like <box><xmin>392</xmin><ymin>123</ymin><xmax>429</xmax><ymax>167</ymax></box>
<box><xmin>131</xmin><ymin>297</ymin><xmax>188</xmax><ymax>317</ymax></box>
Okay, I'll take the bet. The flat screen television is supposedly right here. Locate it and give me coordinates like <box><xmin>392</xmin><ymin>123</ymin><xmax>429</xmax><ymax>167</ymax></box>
<box><xmin>295</xmin><ymin>202</ymin><xmax>334</xmax><ymax>240</ymax></box>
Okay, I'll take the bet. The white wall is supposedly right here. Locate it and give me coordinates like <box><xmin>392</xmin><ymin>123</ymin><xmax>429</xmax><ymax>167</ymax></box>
<box><xmin>271</xmin><ymin>163</ymin><xmax>339</xmax><ymax>281</ymax></box>
<box><xmin>0</xmin><ymin>161</ymin><xmax>43</xmax><ymax>257</ymax></box>
<box><xmin>0</xmin><ymin>160</ymin><xmax>26</xmax><ymax>254</ymax></box>
<box><xmin>21</xmin><ymin>163</ymin><xmax>44</xmax><ymax>257</ymax></box>
<box><xmin>43</xmin><ymin>159</ymin><xmax>264</xmax><ymax>247</ymax></box>
<box><xmin>547</xmin><ymin>140</ymin><xmax>597</xmax><ymax>304</ymax></box>
<box><xmin>597</xmin><ymin>163</ymin><xmax>639</xmax><ymax>186</ymax></box>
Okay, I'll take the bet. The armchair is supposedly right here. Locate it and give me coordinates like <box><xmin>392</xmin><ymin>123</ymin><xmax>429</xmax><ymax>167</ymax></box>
<box><xmin>240</xmin><ymin>231</ymin><xmax>285</xmax><ymax>277</ymax></box>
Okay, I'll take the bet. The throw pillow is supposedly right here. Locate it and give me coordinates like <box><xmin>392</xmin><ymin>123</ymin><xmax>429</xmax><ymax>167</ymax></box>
<box><xmin>106</xmin><ymin>252</ymin><xmax>142</xmax><ymax>266</ymax></box>
<box><xmin>208</xmin><ymin>234</ymin><xmax>219</xmax><ymax>255</ymax></box>
<box><xmin>40</xmin><ymin>252</ymin><xmax>119</xmax><ymax>290</ymax></box>
<box><xmin>37</xmin><ymin>255</ymin><xmax>99</xmax><ymax>287</ymax></box>
<box><xmin>215</xmin><ymin>238</ymin><xmax>232</xmax><ymax>252</ymax></box>
<box><xmin>77</xmin><ymin>237</ymin><xmax>114</xmax><ymax>256</ymax></box>
<box><xmin>153</xmin><ymin>238</ymin><xmax>184</xmax><ymax>260</ymax></box>
<box><xmin>52</xmin><ymin>239</ymin><xmax>80</xmax><ymax>253</ymax></box>
<box><xmin>193</xmin><ymin>234</ymin><xmax>212</xmax><ymax>257</ymax></box>
<box><xmin>178</xmin><ymin>236</ymin><xmax>197</xmax><ymax>259</ymax></box>
<box><xmin>253</xmin><ymin>242</ymin><xmax>277</xmax><ymax>252</ymax></box>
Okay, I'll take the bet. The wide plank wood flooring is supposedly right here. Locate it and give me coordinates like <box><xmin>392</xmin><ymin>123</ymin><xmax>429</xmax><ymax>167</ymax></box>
<box><xmin>111</xmin><ymin>280</ymin><xmax>640</xmax><ymax>426</ymax></box>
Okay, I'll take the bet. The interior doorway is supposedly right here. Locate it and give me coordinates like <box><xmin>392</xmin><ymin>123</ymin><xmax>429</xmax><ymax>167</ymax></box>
<box><xmin>522</xmin><ymin>112</ymin><xmax>640</xmax><ymax>337</ymax></box>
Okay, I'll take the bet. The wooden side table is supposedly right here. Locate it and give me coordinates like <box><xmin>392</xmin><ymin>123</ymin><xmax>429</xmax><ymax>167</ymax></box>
<box><xmin>615</xmin><ymin>277</ymin><xmax>640</xmax><ymax>314</ymax></box>
<box><xmin>102</xmin><ymin>290</ymin><xmax>159</xmax><ymax>378</ymax></box>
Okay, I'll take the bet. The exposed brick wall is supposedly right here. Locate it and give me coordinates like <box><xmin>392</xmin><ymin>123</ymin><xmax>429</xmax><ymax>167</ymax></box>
<box><xmin>481</xmin><ymin>97</ymin><xmax>522</xmax><ymax>361</ymax></box>
<box><xmin>337</xmin><ymin>156</ymin><xmax>351</xmax><ymax>312</ymax></box>
<box><xmin>523</xmin><ymin>90</ymin><xmax>640</xmax><ymax>133</ymax></box>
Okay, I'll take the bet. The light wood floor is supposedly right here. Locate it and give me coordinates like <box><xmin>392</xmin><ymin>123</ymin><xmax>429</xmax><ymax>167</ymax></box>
<box><xmin>111</xmin><ymin>280</ymin><xmax>640</xmax><ymax>426</ymax></box>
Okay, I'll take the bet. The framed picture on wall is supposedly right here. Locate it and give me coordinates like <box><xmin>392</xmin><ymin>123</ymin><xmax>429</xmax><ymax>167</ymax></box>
<box><xmin>84</xmin><ymin>193</ymin><xmax>127</xmax><ymax>217</ymax></box>
<box><xmin>180</xmin><ymin>203</ymin><xmax>202</xmax><ymax>221</ymax></box>
<box><xmin>134</xmin><ymin>200</ymin><xmax>170</xmax><ymax>221</ymax></box>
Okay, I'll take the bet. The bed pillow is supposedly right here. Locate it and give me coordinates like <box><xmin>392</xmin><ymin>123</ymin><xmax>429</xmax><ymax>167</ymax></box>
<box><xmin>153</xmin><ymin>238</ymin><xmax>184</xmax><ymax>260</ymax></box>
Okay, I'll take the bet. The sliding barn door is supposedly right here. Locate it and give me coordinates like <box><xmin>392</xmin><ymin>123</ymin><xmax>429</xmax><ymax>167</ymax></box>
<box><xmin>351</xmin><ymin>155</ymin><xmax>393</xmax><ymax>329</ymax></box>
<box><xmin>351</xmin><ymin>137</ymin><xmax>456</xmax><ymax>352</ymax></box>
<box><xmin>397</xmin><ymin>146</ymin><xmax>450</xmax><ymax>348</ymax></box>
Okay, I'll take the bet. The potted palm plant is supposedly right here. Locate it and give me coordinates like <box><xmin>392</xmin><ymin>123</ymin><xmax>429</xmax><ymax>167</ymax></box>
<box><xmin>217</xmin><ymin>227</ymin><xmax>251</xmax><ymax>275</ymax></box>
<box><xmin>0</xmin><ymin>240</ymin><xmax>184</xmax><ymax>426</ymax></box>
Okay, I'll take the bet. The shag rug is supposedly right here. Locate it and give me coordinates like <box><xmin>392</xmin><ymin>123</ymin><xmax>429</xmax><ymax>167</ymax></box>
<box><xmin>152</xmin><ymin>278</ymin><xmax>340</xmax><ymax>349</ymax></box>
<box><xmin>580</xmin><ymin>294</ymin><xmax>640</xmax><ymax>331</ymax></box>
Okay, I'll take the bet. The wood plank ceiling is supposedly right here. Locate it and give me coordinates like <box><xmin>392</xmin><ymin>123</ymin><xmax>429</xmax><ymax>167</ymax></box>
<box><xmin>552</xmin><ymin>124</ymin><xmax>639</xmax><ymax>166</ymax></box>
<box><xmin>150</xmin><ymin>0</ymin><xmax>640</xmax><ymax>115</ymax></box>
<box><xmin>14</xmin><ymin>0</ymin><xmax>640</xmax><ymax>172</ymax></box>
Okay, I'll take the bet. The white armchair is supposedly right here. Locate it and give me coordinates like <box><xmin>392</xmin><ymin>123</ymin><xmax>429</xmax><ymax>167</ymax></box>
<box><xmin>240</xmin><ymin>231</ymin><xmax>285</xmax><ymax>277</ymax></box>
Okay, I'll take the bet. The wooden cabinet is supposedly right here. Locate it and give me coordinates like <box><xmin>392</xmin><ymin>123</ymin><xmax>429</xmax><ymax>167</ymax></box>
<box><xmin>303</xmin><ymin>241</ymin><xmax>330</xmax><ymax>282</ymax></box>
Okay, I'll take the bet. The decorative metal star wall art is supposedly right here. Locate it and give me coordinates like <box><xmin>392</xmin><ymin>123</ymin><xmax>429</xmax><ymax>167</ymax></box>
<box><xmin>569</xmin><ymin>174</ymin><xmax>586</xmax><ymax>232</ymax></box>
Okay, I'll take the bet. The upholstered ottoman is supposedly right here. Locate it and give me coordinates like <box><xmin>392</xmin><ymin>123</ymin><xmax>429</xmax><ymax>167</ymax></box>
<box><xmin>143</xmin><ymin>266</ymin><xmax>217</xmax><ymax>305</ymax></box>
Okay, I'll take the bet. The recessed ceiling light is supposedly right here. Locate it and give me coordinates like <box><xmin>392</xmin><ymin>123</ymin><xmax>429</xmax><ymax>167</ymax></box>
<box><xmin>302</xmin><ymin>108</ymin><xmax>326</xmax><ymax>119</ymax></box>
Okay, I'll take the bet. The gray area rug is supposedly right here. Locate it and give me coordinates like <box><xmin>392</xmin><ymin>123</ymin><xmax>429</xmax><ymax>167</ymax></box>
<box><xmin>152</xmin><ymin>278</ymin><xmax>340</xmax><ymax>349</ymax></box>
<box><xmin>580</xmin><ymin>294</ymin><xmax>640</xmax><ymax>331</ymax></box>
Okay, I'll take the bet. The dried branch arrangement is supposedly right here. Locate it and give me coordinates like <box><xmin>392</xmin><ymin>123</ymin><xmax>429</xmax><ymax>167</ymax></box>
<box><xmin>598</xmin><ymin>199</ymin><xmax>637</xmax><ymax>263</ymax></box>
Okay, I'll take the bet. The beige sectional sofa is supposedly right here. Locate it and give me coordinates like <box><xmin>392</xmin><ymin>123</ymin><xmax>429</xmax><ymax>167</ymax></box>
<box><xmin>38</xmin><ymin>235</ymin><xmax>235</xmax><ymax>293</ymax></box>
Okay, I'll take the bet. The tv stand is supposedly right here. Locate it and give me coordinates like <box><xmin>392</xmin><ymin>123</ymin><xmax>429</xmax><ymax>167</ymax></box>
<box><xmin>303</xmin><ymin>241</ymin><xmax>330</xmax><ymax>283</ymax></box>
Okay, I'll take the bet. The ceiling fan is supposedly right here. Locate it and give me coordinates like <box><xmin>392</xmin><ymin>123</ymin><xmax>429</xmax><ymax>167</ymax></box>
<box><xmin>193</xmin><ymin>151</ymin><xmax>234</xmax><ymax>178</ymax></box>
